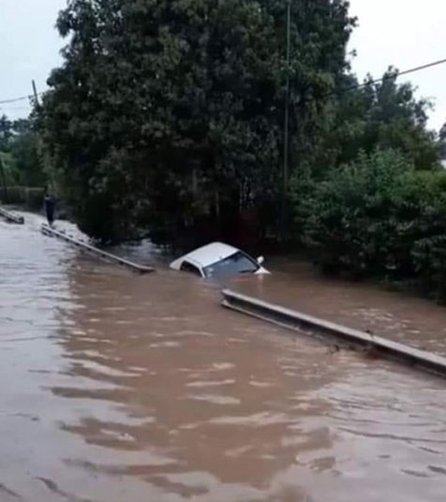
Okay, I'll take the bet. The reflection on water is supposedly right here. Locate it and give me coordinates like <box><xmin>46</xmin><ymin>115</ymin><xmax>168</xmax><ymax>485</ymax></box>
<box><xmin>1</xmin><ymin>215</ymin><xmax>446</xmax><ymax>501</ymax></box>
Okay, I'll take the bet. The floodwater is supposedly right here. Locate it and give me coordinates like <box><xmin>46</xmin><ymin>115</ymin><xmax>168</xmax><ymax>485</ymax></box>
<box><xmin>237</xmin><ymin>259</ymin><xmax>446</xmax><ymax>356</ymax></box>
<box><xmin>1</xmin><ymin>214</ymin><xmax>446</xmax><ymax>502</ymax></box>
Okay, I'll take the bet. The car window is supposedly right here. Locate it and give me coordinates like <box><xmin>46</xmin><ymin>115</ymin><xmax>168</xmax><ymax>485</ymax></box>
<box><xmin>204</xmin><ymin>251</ymin><xmax>259</xmax><ymax>279</ymax></box>
<box><xmin>180</xmin><ymin>261</ymin><xmax>202</xmax><ymax>277</ymax></box>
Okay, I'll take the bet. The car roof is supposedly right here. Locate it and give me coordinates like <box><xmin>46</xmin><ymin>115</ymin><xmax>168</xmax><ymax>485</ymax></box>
<box><xmin>178</xmin><ymin>242</ymin><xmax>239</xmax><ymax>268</ymax></box>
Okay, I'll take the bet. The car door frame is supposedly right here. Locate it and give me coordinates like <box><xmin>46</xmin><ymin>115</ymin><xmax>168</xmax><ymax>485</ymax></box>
<box><xmin>179</xmin><ymin>260</ymin><xmax>205</xmax><ymax>278</ymax></box>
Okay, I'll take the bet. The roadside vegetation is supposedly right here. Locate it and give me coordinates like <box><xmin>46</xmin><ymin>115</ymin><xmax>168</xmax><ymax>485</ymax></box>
<box><xmin>290</xmin><ymin>74</ymin><xmax>446</xmax><ymax>301</ymax></box>
<box><xmin>16</xmin><ymin>0</ymin><xmax>446</xmax><ymax>301</ymax></box>
<box><xmin>0</xmin><ymin>115</ymin><xmax>46</xmax><ymax>208</ymax></box>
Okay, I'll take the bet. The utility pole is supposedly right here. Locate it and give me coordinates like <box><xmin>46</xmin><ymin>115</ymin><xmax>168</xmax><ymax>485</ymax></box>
<box><xmin>281</xmin><ymin>0</ymin><xmax>291</xmax><ymax>242</ymax></box>
<box><xmin>32</xmin><ymin>80</ymin><xmax>40</xmax><ymax>108</ymax></box>
<box><xmin>0</xmin><ymin>155</ymin><xmax>8</xmax><ymax>203</ymax></box>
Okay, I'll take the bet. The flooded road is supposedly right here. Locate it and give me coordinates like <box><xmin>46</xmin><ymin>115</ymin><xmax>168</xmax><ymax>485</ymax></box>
<box><xmin>1</xmin><ymin>215</ymin><xmax>446</xmax><ymax>501</ymax></box>
<box><xmin>237</xmin><ymin>259</ymin><xmax>446</xmax><ymax>356</ymax></box>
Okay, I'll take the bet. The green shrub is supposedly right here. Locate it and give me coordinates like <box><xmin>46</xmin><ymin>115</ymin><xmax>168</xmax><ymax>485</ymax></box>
<box><xmin>292</xmin><ymin>148</ymin><xmax>446</xmax><ymax>301</ymax></box>
<box><xmin>293</xmin><ymin>149</ymin><xmax>409</xmax><ymax>276</ymax></box>
<box><xmin>412</xmin><ymin>237</ymin><xmax>446</xmax><ymax>302</ymax></box>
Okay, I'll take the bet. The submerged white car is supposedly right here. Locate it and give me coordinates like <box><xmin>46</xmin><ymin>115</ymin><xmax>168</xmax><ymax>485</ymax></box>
<box><xmin>170</xmin><ymin>242</ymin><xmax>270</xmax><ymax>279</ymax></box>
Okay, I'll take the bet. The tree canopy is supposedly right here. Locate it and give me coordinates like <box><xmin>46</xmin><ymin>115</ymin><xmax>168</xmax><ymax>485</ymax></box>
<box><xmin>39</xmin><ymin>0</ymin><xmax>355</xmax><ymax>241</ymax></box>
<box><xmin>309</xmin><ymin>70</ymin><xmax>439</xmax><ymax>176</ymax></box>
<box><xmin>0</xmin><ymin>115</ymin><xmax>45</xmax><ymax>187</ymax></box>
<box><xmin>38</xmin><ymin>0</ymin><xmax>442</xmax><ymax>285</ymax></box>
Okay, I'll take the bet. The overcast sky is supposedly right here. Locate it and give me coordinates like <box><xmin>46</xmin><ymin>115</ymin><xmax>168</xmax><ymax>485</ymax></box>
<box><xmin>1</xmin><ymin>0</ymin><xmax>446</xmax><ymax>130</ymax></box>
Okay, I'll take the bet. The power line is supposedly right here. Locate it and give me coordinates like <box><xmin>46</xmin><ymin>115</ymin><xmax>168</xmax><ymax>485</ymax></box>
<box><xmin>342</xmin><ymin>57</ymin><xmax>446</xmax><ymax>96</ymax></box>
<box><xmin>287</xmin><ymin>56</ymin><xmax>446</xmax><ymax>110</ymax></box>
<box><xmin>0</xmin><ymin>90</ymin><xmax>45</xmax><ymax>106</ymax></box>
<box><xmin>0</xmin><ymin>56</ymin><xmax>445</xmax><ymax>106</ymax></box>
<box><xmin>0</xmin><ymin>95</ymin><xmax>33</xmax><ymax>105</ymax></box>
<box><xmin>304</xmin><ymin>57</ymin><xmax>446</xmax><ymax>107</ymax></box>
<box><xmin>398</xmin><ymin>57</ymin><xmax>446</xmax><ymax>77</ymax></box>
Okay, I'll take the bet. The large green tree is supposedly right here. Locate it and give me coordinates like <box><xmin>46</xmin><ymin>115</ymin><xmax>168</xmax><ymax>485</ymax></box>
<box><xmin>39</xmin><ymin>0</ymin><xmax>354</xmax><ymax>241</ymax></box>
<box><xmin>311</xmin><ymin>70</ymin><xmax>439</xmax><ymax>174</ymax></box>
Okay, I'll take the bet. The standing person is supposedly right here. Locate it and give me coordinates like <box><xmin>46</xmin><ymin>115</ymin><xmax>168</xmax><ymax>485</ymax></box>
<box><xmin>44</xmin><ymin>191</ymin><xmax>56</xmax><ymax>226</ymax></box>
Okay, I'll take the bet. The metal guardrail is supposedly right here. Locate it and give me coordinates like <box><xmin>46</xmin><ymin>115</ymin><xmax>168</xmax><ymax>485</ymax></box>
<box><xmin>222</xmin><ymin>289</ymin><xmax>446</xmax><ymax>379</ymax></box>
<box><xmin>0</xmin><ymin>206</ymin><xmax>24</xmax><ymax>224</ymax></box>
<box><xmin>41</xmin><ymin>224</ymin><xmax>154</xmax><ymax>274</ymax></box>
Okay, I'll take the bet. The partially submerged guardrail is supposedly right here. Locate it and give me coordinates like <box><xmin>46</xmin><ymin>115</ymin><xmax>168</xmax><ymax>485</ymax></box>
<box><xmin>41</xmin><ymin>224</ymin><xmax>154</xmax><ymax>274</ymax></box>
<box><xmin>222</xmin><ymin>289</ymin><xmax>446</xmax><ymax>378</ymax></box>
<box><xmin>0</xmin><ymin>206</ymin><xmax>24</xmax><ymax>224</ymax></box>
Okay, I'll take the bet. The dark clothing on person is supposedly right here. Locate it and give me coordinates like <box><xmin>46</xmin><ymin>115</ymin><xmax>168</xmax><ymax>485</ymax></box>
<box><xmin>44</xmin><ymin>195</ymin><xmax>56</xmax><ymax>225</ymax></box>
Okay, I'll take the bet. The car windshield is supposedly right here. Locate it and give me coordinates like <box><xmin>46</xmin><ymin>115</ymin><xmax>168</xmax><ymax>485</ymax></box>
<box><xmin>203</xmin><ymin>251</ymin><xmax>259</xmax><ymax>279</ymax></box>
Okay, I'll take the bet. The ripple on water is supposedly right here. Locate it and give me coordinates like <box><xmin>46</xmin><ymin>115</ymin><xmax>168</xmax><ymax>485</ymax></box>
<box><xmin>2</xmin><ymin>217</ymin><xmax>446</xmax><ymax>502</ymax></box>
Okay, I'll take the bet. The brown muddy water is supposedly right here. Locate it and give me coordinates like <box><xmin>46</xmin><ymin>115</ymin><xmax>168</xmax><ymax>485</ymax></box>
<box><xmin>236</xmin><ymin>259</ymin><xmax>446</xmax><ymax>357</ymax></box>
<box><xmin>1</xmin><ymin>213</ymin><xmax>446</xmax><ymax>502</ymax></box>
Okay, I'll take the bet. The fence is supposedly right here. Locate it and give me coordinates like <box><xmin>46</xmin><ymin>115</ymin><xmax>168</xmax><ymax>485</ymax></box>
<box><xmin>0</xmin><ymin>186</ymin><xmax>44</xmax><ymax>210</ymax></box>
